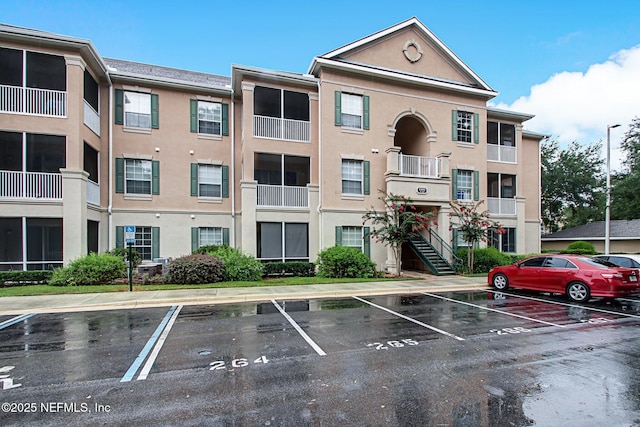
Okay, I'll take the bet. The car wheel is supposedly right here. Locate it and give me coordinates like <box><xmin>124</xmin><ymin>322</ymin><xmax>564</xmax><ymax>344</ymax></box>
<box><xmin>492</xmin><ymin>273</ymin><xmax>509</xmax><ymax>290</ymax></box>
<box><xmin>566</xmin><ymin>281</ymin><xmax>590</xmax><ymax>302</ymax></box>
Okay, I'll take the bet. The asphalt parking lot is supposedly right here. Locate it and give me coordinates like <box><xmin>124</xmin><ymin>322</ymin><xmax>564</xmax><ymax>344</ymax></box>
<box><xmin>1</xmin><ymin>289</ymin><xmax>640</xmax><ymax>426</ymax></box>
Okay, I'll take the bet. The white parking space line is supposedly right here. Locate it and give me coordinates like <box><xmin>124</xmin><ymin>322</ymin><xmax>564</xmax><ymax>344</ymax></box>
<box><xmin>137</xmin><ymin>305</ymin><xmax>183</xmax><ymax>380</ymax></box>
<box><xmin>423</xmin><ymin>292</ymin><xmax>565</xmax><ymax>328</ymax></box>
<box><xmin>485</xmin><ymin>290</ymin><xmax>640</xmax><ymax>320</ymax></box>
<box><xmin>352</xmin><ymin>296</ymin><xmax>465</xmax><ymax>341</ymax></box>
<box><xmin>121</xmin><ymin>305</ymin><xmax>181</xmax><ymax>382</ymax></box>
<box><xmin>0</xmin><ymin>314</ymin><xmax>35</xmax><ymax>330</ymax></box>
<box><xmin>271</xmin><ymin>300</ymin><xmax>326</xmax><ymax>356</ymax></box>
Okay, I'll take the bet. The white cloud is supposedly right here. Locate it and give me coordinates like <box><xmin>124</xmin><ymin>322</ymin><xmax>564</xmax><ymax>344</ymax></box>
<box><xmin>493</xmin><ymin>45</ymin><xmax>640</xmax><ymax>171</ymax></box>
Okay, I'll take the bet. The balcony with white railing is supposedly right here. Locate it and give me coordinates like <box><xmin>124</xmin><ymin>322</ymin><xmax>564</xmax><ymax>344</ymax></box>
<box><xmin>0</xmin><ymin>85</ymin><xmax>67</xmax><ymax>117</ymax></box>
<box><xmin>87</xmin><ymin>180</ymin><xmax>100</xmax><ymax>205</ymax></box>
<box><xmin>487</xmin><ymin>197</ymin><xmax>516</xmax><ymax>216</ymax></box>
<box><xmin>0</xmin><ymin>171</ymin><xmax>63</xmax><ymax>200</ymax></box>
<box><xmin>257</xmin><ymin>184</ymin><xmax>308</xmax><ymax>208</ymax></box>
<box><xmin>253</xmin><ymin>115</ymin><xmax>310</xmax><ymax>143</ymax></box>
<box><xmin>487</xmin><ymin>144</ymin><xmax>516</xmax><ymax>163</ymax></box>
<box><xmin>398</xmin><ymin>153</ymin><xmax>440</xmax><ymax>178</ymax></box>
<box><xmin>83</xmin><ymin>100</ymin><xmax>100</xmax><ymax>136</ymax></box>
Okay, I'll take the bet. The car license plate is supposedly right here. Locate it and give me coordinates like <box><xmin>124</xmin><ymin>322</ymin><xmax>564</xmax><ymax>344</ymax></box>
<box><xmin>630</xmin><ymin>275</ymin><xmax>637</xmax><ymax>282</ymax></box>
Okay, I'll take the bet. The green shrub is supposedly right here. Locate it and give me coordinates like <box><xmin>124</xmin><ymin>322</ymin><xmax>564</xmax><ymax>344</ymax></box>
<box><xmin>49</xmin><ymin>253</ymin><xmax>126</xmax><ymax>286</ymax></box>
<box><xmin>561</xmin><ymin>241</ymin><xmax>596</xmax><ymax>255</ymax></box>
<box><xmin>263</xmin><ymin>262</ymin><xmax>315</xmax><ymax>277</ymax></box>
<box><xmin>166</xmin><ymin>254</ymin><xmax>225</xmax><ymax>284</ymax></box>
<box><xmin>0</xmin><ymin>270</ymin><xmax>53</xmax><ymax>286</ymax></box>
<box><xmin>316</xmin><ymin>246</ymin><xmax>377</xmax><ymax>278</ymax></box>
<box><xmin>108</xmin><ymin>247</ymin><xmax>142</xmax><ymax>268</ymax></box>
<box><xmin>456</xmin><ymin>247</ymin><xmax>515</xmax><ymax>274</ymax></box>
<box><xmin>197</xmin><ymin>245</ymin><xmax>263</xmax><ymax>281</ymax></box>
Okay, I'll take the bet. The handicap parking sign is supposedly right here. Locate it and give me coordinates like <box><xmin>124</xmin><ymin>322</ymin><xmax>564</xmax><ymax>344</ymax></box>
<box><xmin>125</xmin><ymin>226</ymin><xmax>136</xmax><ymax>244</ymax></box>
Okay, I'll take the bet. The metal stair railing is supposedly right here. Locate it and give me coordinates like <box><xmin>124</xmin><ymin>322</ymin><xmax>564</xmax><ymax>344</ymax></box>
<box><xmin>407</xmin><ymin>231</ymin><xmax>458</xmax><ymax>275</ymax></box>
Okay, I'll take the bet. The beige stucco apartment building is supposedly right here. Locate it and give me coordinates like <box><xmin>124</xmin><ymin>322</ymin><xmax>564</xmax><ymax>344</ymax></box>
<box><xmin>0</xmin><ymin>17</ymin><xmax>543</xmax><ymax>274</ymax></box>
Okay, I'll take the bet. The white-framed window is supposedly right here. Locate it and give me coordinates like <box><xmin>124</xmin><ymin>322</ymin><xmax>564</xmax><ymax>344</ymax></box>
<box><xmin>198</xmin><ymin>164</ymin><xmax>222</xmax><ymax>198</ymax></box>
<box><xmin>124</xmin><ymin>91</ymin><xmax>151</xmax><ymax>128</ymax></box>
<box><xmin>199</xmin><ymin>227</ymin><xmax>223</xmax><ymax>247</ymax></box>
<box><xmin>342</xmin><ymin>226</ymin><xmax>364</xmax><ymax>251</ymax></box>
<box><xmin>456</xmin><ymin>111</ymin><xmax>473</xmax><ymax>143</ymax></box>
<box><xmin>342</xmin><ymin>160</ymin><xmax>363</xmax><ymax>194</ymax></box>
<box><xmin>489</xmin><ymin>227</ymin><xmax>516</xmax><ymax>253</ymax></box>
<box><xmin>133</xmin><ymin>226</ymin><xmax>152</xmax><ymax>260</ymax></box>
<box><xmin>125</xmin><ymin>159</ymin><xmax>152</xmax><ymax>195</ymax></box>
<box><xmin>456</xmin><ymin>170</ymin><xmax>473</xmax><ymax>200</ymax></box>
<box><xmin>341</xmin><ymin>93</ymin><xmax>363</xmax><ymax>129</ymax></box>
<box><xmin>198</xmin><ymin>101</ymin><xmax>222</xmax><ymax>135</ymax></box>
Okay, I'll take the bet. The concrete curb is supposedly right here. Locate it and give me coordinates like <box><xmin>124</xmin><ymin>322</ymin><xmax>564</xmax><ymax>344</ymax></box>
<box><xmin>0</xmin><ymin>282</ymin><xmax>489</xmax><ymax>315</ymax></box>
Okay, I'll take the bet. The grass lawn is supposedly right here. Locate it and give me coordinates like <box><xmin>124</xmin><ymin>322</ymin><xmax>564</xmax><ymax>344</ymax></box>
<box><xmin>0</xmin><ymin>276</ymin><xmax>413</xmax><ymax>298</ymax></box>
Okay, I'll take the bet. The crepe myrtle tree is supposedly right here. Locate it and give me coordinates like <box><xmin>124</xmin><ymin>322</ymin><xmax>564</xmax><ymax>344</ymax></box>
<box><xmin>449</xmin><ymin>200</ymin><xmax>504</xmax><ymax>274</ymax></box>
<box><xmin>362</xmin><ymin>191</ymin><xmax>435</xmax><ymax>276</ymax></box>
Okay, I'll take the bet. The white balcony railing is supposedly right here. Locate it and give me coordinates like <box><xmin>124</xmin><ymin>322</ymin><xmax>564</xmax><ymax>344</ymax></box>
<box><xmin>257</xmin><ymin>184</ymin><xmax>308</xmax><ymax>208</ymax></box>
<box><xmin>487</xmin><ymin>197</ymin><xmax>516</xmax><ymax>215</ymax></box>
<box><xmin>0</xmin><ymin>171</ymin><xmax>63</xmax><ymax>199</ymax></box>
<box><xmin>0</xmin><ymin>84</ymin><xmax>67</xmax><ymax>117</ymax></box>
<box><xmin>487</xmin><ymin>144</ymin><xmax>516</xmax><ymax>163</ymax></box>
<box><xmin>83</xmin><ymin>100</ymin><xmax>100</xmax><ymax>136</ymax></box>
<box><xmin>253</xmin><ymin>115</ymin><xmax>310</xmax><ymax>142</ymax></box>
<box><xmin>399</xmin><ymin>153</ymin><xmax>440</xmax><ymax>178</ymax></box>
<box><xmin>87</xmin><ymin>180</ymin><xmax>100</xmax><ymax>205</ymax></box>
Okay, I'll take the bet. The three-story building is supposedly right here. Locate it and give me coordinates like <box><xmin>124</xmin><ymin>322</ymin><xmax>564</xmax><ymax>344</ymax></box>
<box><xmin>0</xmin><ymin>18</ymin><xmax>543</xmax><ymax>274</ymax></box>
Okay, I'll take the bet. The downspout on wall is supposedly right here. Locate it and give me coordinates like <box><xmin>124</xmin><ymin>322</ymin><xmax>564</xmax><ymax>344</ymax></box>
<box><xmin>230</xmin><ymin>88</ymin><xmax>236</xmax><ymax>247</ymax></box>
<box><xmin>107</xmin><ymin>73</ymin><xmax>114</xmax><ymax>250</ymax></box>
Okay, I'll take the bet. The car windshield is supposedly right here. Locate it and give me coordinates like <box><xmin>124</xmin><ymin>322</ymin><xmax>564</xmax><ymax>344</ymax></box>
<box><xmin>579</xmin><ymin>257</ymin><xmax>612</xmax><ymax>269</ymax></box>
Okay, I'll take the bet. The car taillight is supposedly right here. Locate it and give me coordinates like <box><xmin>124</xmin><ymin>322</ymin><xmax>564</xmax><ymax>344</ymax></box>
<box><xmin>601</xmin><ymin>273</ymin><xmax>624</xmax><ymax>279</ymax></box>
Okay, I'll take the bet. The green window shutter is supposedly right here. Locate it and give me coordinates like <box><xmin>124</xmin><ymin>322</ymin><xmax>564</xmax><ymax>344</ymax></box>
<box><xmin>363</xmin><ymin>227</ymin><xmax>371</xmax><ymax>257</ymax></box>
<box><xmin>473</xmin><ymin>113</ymin><xmax>479</xmax><ymax>144</ymax></box>
<box><xmin>115</xmin><ymin>89</ymin><xmax>123</xmax><ymax>125</ymax></box>
<box><xmin>222</xmin><ymin>103</ymin><xmax>229</xmax><ymax>136</ymax></box>
<box><xmin>473</xmin><ymin>170</ymin><xmax>480</xmax><ymax>201</ymax></box>
<box><xmin>363</xmin><ymin>161</ymin><xmax>370</xmax><ymax>195</ymax></box>
<box><xmin>191</xmin><ymin>227</ymin><xmax>199</xmax><ymax>253</ymax></box>
<box><xmin>221</xmin><ymin>165</ymin><xmax>229</xmax><ymax>198</ymax></box>
<box><xmin>151</xmin><ymin>227</ymin><xmax>160</xmax><ymax>259</ymax></box>
<box><xmin>151</xmin><ymin>94</ymin><xmax>159</xmax><ymax>129</ymax></box>
<box><xmin>451</xmin><ymin>169</ymin><xmax>458</xmax><ymax>199</ymax></box>
<box><xmin>190</xmin><ymin>99</ymin><xmax>198</xmax><ymax>133</ymax></box>
<box><xmin>190</xmin><ymin>163</ymin><xmax>198</xmax><ymax>196</ymax></box>
<box><xmin>115</xmin><ymin>226</ymin><xmax>124</xmax><ymax>249</ymax></box>
<box><xmin>115</xmin><ymin>158</ymin><xmax>124</xmax><ymax>193</ymax></box>
<box><xmin>335</xmin><ymin>226</ymin><xmax>342</xmax><ymax>246</ymax></box>
<box><xmin>363</xmin><ymin>95</ymin><xmax>370</xmax><ymax>130</ymax></box>
<box><xmin>451</xmin><ymin>110</ymin><xmax>458</xmax><ymax>141</ymax></box>
<box><xmin>152</xmin><ymin>160</ymin><xmax>160</xmax><ymax>195</ymax></box>
<box><xmin>222</xmin><ymin>228</ymin><xmax>229</xmax><ymax>246</ymax></box>
<box><xmin>334</xmin><ymin>91</ymin><xmax>342</xmax><ymax>126</ymax></box>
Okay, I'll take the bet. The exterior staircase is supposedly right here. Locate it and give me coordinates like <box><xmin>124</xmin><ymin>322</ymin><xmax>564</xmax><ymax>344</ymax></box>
<box><xmin>407</xmin><ymin>232</ymin><xmax>457</xmax><ymax>276</ymax></box>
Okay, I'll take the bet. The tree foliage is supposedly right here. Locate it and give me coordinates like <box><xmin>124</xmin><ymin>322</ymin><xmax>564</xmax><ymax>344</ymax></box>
<box><xmin>448</xmin><ymin>200</ymin><xmax>503</xmax><ymax>274</ymax></box>
<box><xmin>611</xmin><ymin>117</ymin><xmax>640</xmax><ymax>220</ymax></box>
<box><xmin>362</xmin><ymin>191</ymin><xmax>434</xmax><ymax>275</ymax></box>
<box><xmin>541</xmin><ymin>139</ymin><xmax>605</xmax><ymax>232</ymax></box>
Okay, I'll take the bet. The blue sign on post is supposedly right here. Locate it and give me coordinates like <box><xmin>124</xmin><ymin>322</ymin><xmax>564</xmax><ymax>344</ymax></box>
<box><xmin>125</xmin><ymin>225</ymin><xmax>136</xmax><ymax>244</ymax></box>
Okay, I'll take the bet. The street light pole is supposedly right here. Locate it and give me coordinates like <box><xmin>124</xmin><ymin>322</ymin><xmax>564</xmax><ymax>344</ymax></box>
<box><xmin>605</xmin><ymin>123</ymin><xmax>621</xmax><ymax>255</ymax></box>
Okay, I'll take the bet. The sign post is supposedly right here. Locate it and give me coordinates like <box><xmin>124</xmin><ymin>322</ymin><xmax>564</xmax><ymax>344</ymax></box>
<box><xmin>125</xmin><ymin>226</ymin><xmax>136</xmax><ymax>292</ymax></box>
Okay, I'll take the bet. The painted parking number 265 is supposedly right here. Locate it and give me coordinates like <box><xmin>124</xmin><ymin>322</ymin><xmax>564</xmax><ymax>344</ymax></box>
<box><xmin>367</xmin><ymin>338</ymin><xmax>419</xmax><ymax>350</ymax></box>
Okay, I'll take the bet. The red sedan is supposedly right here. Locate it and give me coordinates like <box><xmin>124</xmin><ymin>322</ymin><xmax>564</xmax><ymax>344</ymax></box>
<box><xmin>488</xmin><ymin>254</ymin><xmax>640</xmax><ymax>302</ymax></box>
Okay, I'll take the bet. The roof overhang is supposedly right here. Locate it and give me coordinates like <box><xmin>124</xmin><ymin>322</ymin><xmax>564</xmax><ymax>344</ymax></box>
<box><xmin>232</xmin><ymin>64</ymin><xmax>318</xmax><ymax>96</ymax></box>
<box><xmin>0</xmin><ymin>24</ymin><xmax>109</xmax><ymax>81</ymax></box>
<box><xmin>108</xmin><ymin>70</ymin><xmax>232</xmax><ymax>96</ymax></box>
<box><xmin>487</xmin><ymin>106</ymin><xmax>534</xmax><ymax>122</ymax></box>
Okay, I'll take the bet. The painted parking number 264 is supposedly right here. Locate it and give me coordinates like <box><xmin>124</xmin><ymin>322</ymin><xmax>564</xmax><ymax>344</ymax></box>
<box><xmin>209</xmin><ymin>356</ymin><xmax>269</xmax><ymax>371</ymax></box>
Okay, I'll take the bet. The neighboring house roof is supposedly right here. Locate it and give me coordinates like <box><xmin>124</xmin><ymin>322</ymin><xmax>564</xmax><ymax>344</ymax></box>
<box><xmin>104</xmin><ymin>57</ymin><xmax>231</xmax><ymax>93</ymax></box>
<box><xmin>541</xmin><ymin>220</ymin><xmax>640</xmax><ymax>240</ymax></box>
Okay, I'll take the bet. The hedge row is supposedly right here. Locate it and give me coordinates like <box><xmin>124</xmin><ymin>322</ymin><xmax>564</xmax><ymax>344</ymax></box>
<box><xmin>0</xmin><ymin>270</ymin><xmax>53</xmax><ymax>286</ymax></box>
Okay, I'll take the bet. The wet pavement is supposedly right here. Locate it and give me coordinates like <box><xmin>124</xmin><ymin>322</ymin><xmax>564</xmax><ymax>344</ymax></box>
<box><xmin>1</xmin><ymin>285</ymin><xmax>640</xmax><ymax>426</ymax></box>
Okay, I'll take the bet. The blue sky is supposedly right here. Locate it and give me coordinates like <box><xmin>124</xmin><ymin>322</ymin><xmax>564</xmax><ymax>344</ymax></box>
<box><xmin>3</xmin><ymin>0</ymin><xmax>639</xmax><ymax>168</ymax></box>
